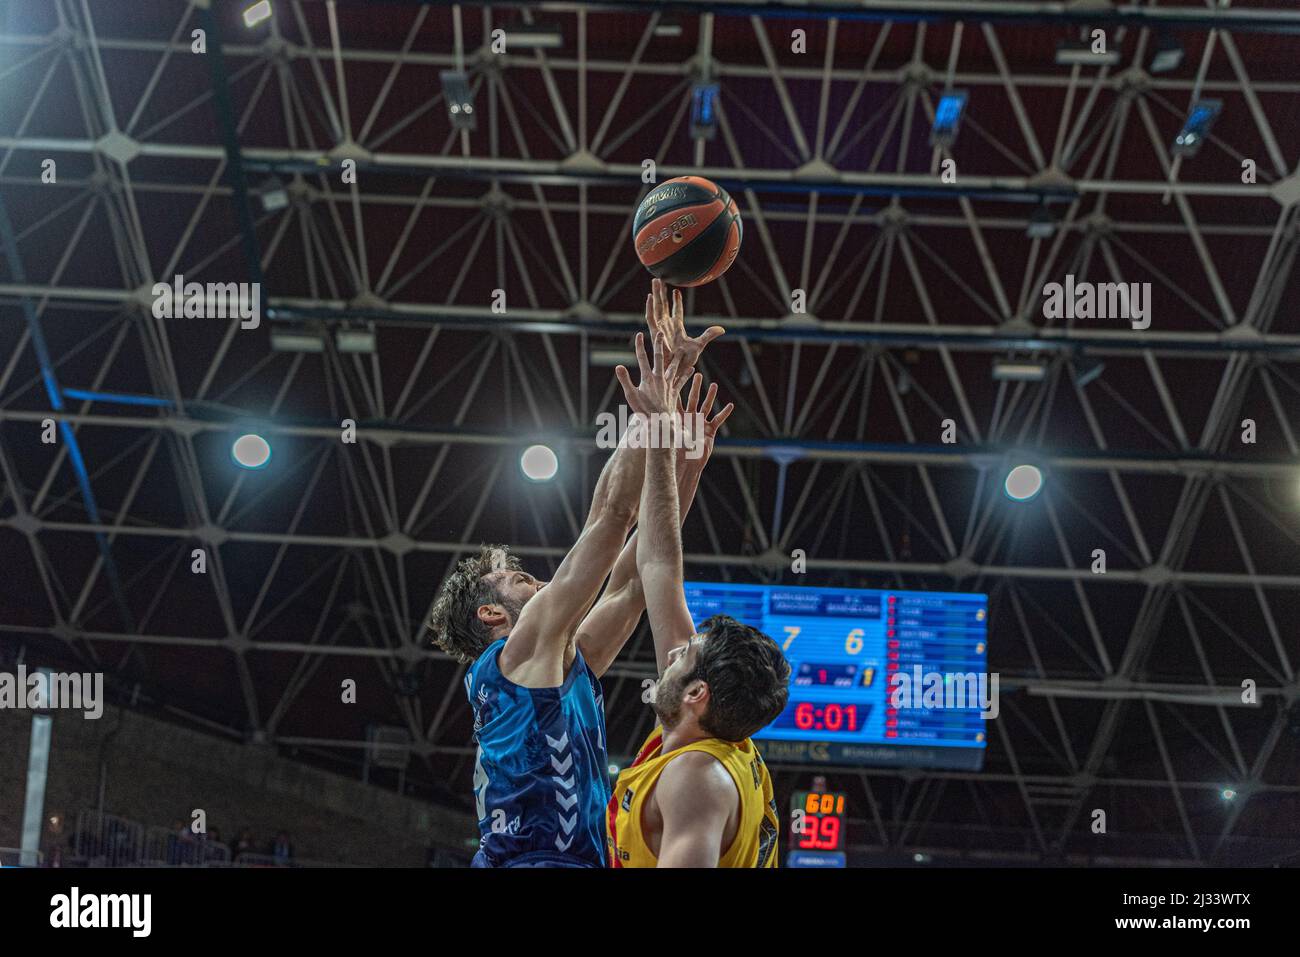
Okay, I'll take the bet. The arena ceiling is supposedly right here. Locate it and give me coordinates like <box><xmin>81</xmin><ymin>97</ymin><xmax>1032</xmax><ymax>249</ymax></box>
<box><xmin>1</xmin><ymin>0</ymin><xmax>1298</xmax><ymax>865</ymax></box>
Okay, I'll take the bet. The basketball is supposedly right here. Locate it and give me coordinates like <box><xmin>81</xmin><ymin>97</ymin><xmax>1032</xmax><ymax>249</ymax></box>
<box><xmin>632</xmin><ymin>175</ymin><xmax>742</xmax><ymax>287</ymax></box>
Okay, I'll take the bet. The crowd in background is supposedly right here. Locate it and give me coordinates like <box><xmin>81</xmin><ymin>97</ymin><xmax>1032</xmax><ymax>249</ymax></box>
<box><xmin>39</xmin><ymin>809</ymin><xmax>300</xmax><ymax>867</ymax></box>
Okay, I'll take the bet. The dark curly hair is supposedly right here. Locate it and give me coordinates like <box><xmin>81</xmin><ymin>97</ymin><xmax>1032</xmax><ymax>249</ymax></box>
<box><xmin>427</xmin><ymin>545</ymin><xmax>521</xmax><ymax>664</ymax></box>
<box><xmin>686</xmin><ymin>615</ymin><xmax>791</xmax><ymax>742</ymax></box>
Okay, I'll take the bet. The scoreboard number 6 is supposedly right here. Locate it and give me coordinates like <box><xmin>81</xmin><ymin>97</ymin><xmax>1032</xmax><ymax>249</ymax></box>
<box><xmin>844</xmin><ymin>628</ymin><xmax>864</xmax><ymax>655</ymax></box>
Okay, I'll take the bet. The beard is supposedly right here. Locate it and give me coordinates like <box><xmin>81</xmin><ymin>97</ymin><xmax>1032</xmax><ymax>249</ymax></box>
<box><xmin>501</xmin><ymin>592</ymin><xmax>528</xmax><ymax>629</ymax></box>
<box><xmin>651</xmin><ymin>671</ymin><xmax>687</xmax><ymax>729</ymax></box>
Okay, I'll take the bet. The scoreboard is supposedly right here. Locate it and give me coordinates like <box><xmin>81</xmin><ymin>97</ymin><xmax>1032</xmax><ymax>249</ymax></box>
<box><xmin>683</xmin><ymin>581</ymin><xmax>989</xmax><ymax>771</ymax></box>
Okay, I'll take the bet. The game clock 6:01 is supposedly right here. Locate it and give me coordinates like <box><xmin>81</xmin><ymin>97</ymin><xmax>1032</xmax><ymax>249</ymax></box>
<box><xmin>789</xmin><ymin>790</ymin><xmax>847</xmax><ymax>852</ymax></box>
<box><xmin>773</xmin><ymin>700</ymin><xmax>863</xmax><ymax>733</ymax></box>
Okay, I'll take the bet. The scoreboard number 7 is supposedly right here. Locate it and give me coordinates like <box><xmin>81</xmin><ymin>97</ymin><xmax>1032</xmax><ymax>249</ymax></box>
<box><xmin>782</xmin><ymin>626</ymin><xmax>801</xmax><ymax>651</ymax></box>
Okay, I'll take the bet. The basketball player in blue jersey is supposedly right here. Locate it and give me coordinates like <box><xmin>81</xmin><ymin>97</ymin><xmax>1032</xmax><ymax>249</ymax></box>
<box><xmin>427</xmin><ymin>280</ymin><xmax>725</xmax><ymax>867</ymax></box>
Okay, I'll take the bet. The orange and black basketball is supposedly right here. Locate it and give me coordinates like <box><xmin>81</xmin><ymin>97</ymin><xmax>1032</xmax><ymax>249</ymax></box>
<box><xmin>632</xmin><ymin>175</ymin><xmax>742</xmax><ymax>287</ymax></box>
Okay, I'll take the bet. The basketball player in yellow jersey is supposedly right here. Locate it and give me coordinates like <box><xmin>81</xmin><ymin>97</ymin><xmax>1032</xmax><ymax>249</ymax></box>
<box><xmin>609</xmin><ymin>325</ymin><xmax>791</xmax><ymax>868</ymax></box>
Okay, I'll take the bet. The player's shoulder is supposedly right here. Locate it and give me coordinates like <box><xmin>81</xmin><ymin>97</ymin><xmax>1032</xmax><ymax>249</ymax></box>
<box><xmin>467</xmin><ymin>638</ymin><xmax>509</xmax><ymax>682</ymax></box>
<box><xmin>660</xmin><ymin>748</ymin><xmax>734</xmax><ymax>800</ymax></box>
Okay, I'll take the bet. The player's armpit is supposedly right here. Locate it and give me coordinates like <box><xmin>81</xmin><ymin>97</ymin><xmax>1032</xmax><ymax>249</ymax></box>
<box><xmin>654</xmin><ymin>751</ymin><xmax>736</xmax><ymax>868</ymax></box>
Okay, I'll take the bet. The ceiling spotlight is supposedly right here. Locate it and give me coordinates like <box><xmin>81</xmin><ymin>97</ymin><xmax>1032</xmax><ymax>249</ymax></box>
<box><xmin>1173</xmin><ymin>99</ymin><xmax>1221</xmax><ymax>157</ymax></box>
<box><xmin>654</xmin><ymin>16</ymin><xmax>683</xmax><ymax>38</ymax></box>
<box><xmin>520</xmin><ymin>444</ymin><xmax>558</xmax><ymax>482</ymax></box>
<box><xmin>505</xmin><ymin>23</ymin><xmax>563</xmax><ymax>50</ymax></box>
<box><xmin>1055</xmin><ymin>39</ymin><xmax>1120</xmax><ymax>67</ymax></box>
<box><xmin>1150</xmin><ymin>34</ymin><xmax>1184</xmax><ymax>74</ymax></box>
<box><xmin>589</xmin><ymin>348</ymin><xmax>637</xmax><ymax>368</ymax></box>
<box><xmin>335</xmin><ymin>329</ymin><xmax>376</xmax><ymax>354</ymax></box>
<box><xmin>259</xmin><ymin>176</ymin><xmax>289</xmax><ymax>213</ymax></box>
<box><xmin>232</xmin><ymin>433</ymin><xmax>272</xmax><ymax>470</ymax></box>
<box><xmin>1220</xmin><ymin>788</ymin><xmax>1237</xmax><ymax>802</ymax></box>
<box><xmin>690</xmin><ymin>82</ymin><xmax>719</xmax><ymax>141</ymax></box>
<box><xmin>270</xmin><ymin>329</ymin><xmax>324</xmax><ymax>353</ymax></box>
<box><xmin>243</xmin><ymin>1</ymin><xmax>272</xmax><ymax>29</ymax></box>
<box><xmin>993</xmin><ymin>358</ymin><xmax>1047</xmax><ymax>382</ymax></box>
<box><xmin>440</xmin><ymin>71</ymin><xmax>476</xmax><ymax>131</ymax></box>
<box><xmin>1004</xmin><ymin>464</ymin><xmax>1044</xmax><ymax>502</ymax></box>
<box><xmin>930</xmin><ymin>90</ymin><xmax>968</xmax><ymax>148</ymax></box>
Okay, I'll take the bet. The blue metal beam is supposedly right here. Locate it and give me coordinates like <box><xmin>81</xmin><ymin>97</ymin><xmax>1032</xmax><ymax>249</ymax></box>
<box><xmin>0</xmin><ymin>193</ymin><xmax>137</xmax><ymax>632</ymax></box>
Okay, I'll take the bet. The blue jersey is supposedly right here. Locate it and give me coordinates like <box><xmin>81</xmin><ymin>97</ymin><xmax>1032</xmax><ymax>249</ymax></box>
<box><xmin>466</xmin><ymin>638</ymin><xmax>610</xmax><ymax>867</ymax></box>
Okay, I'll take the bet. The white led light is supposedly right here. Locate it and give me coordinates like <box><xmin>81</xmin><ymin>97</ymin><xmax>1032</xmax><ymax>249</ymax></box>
<box><xmin>1004</xmin><ymin>464</ymin><xmax>1043</xmax><ymax>502</ymax></box>
<box><xmin>243</xmin><ymin>1</ymin><xmax>272</xmax><ymax>28</ymax></box>
<box><xmin>232</xmin><ymin>433</ymin><xmax>272</xmax><ymax>470</ymax></box>
<box><xmin>520</xmin><ymin>445</ymin><xmax>558</xmax><ymax>482</ymax></box>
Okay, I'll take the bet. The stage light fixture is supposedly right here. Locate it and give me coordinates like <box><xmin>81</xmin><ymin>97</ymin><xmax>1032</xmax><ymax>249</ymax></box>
<box><xmin>992</xmin><ymin>358</ymin><xmax>1048</xmax><ymax>383</ymax></box>
<box><xmin>654</xmin><ymin>17</ymin><xmax>683</xmax><ymax>38</ymax></box>
<box><xmin>1173</xmin><ymin>99</ymin><xmax>1221</xmax><ymax>157</ymax></box>
<box><xmin>589</xmin><ymin>348</ymin><xmax>637</xmax><ymax>368</ymax></box>
<box><xmin>690</xmin><ymin>82</ymin><xmax>720</xmax><ymax>140</ymax></box>
<box><xmin>1150</xmin><ymin>34</ymin><xmax>1185</xmax><ymax>73</ymax></box>
<box><xmin>243</xmin><ymin>1</ymin><xmax>272</xmax><ymax>29</ymax></box>
<box><xmin>270</xmin><ymin>330</ymin><xmax>324</xmax><ymax>353</ymax></box>
<box><xmin>505</xmin><ymin>23</ymin><xmax>563</xmax><ymax>49</ymax></box>
<box><xmin>259</xmin><ymin>176</ymin><xmax>289</xmax><ymax>213</ymax></box>
<box><xmin>930</xmin><ymin>90</ymin><xmax>968</xmax><ymax>148</ymax></box>
<box><xmin>336</xmin><ymin>329</ymin><xmax>376</xmax><ymax>354</ymax></box>
<box><xmin>440</xmin><ymin>71</ymin><xmax>476</xmax><ymax>131</ymax></box>
<box><xmin>1054</xmin><ymin>39</ymin><xmax>1120</xmax><ymax>67</ymax></box>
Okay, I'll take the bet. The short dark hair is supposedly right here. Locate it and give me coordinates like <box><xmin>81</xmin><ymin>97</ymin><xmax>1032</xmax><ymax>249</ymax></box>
<box><xmin>688</xmin><ymin>615</ymin><xmax>791</xmax><ymax>742</ymax></box>
<box><xmin>427</xmin><ymin>545</ymin><xmax>521</xmax><ymax>664</ymax></box>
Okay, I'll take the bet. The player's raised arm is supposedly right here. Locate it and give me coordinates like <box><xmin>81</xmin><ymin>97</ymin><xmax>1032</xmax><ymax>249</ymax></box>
<box><xmin>497</xmin><ymin>393</ymin><xmax>644</xmax><ymax>684</ymax></box>
<box><xmin>577</xmin><ymin>373</ymin><xmax>732</xmax><ymax>677</ymax></box>
<box><xmin>616</xmin><ymin>330</ymin><xmax>698</xmax><ymax>662</ymax></box>
<box><xmin>500</xmin><ymin>323</ymin><xmax>696</xmax><ymax>685</ymax></box>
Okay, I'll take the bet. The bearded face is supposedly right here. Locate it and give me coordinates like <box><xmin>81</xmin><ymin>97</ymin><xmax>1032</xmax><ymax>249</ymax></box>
<box><xmin>650</xmin><ymin>637</ymin><xmax>703</xmax><ymax>729</ymax></box>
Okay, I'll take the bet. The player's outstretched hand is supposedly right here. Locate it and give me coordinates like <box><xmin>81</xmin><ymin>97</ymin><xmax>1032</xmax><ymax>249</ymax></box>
<box><xmin>678</xmin><ymin>373</ymin><xmax>734</xmax><ymax>469</ymax></box>
<box><xmin>615</xmin><ymin>332</ymin><xmax>693</xmax><ymax>422</ymax></box>
<box><xmin>647</xmin><ymin>278</ymin><xmax>724</xmax><ymax>369</ymax></box>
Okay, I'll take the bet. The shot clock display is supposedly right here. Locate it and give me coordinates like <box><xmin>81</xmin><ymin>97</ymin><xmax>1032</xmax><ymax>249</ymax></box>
<box><xmin>790</xmin><ymin>790</ymin><xmax>846</xmax><ymax>852</ymax></box>
<box><xmin>684</xmin><ymin>582</ymin><xmax>989</xmax><ymax>770</ymax></box>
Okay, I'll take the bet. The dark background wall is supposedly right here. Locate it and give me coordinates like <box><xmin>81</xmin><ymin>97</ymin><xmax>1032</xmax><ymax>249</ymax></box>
<box><xmin>0</xmin><ymin>703</ymin><xmax>476</xmax><ymax>866</ymax></box>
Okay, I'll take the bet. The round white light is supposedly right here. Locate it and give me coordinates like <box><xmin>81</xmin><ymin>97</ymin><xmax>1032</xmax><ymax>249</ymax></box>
<box><xmin>608</xmin><ymin>764</ymin><xmax>620</xmax><ymax>776</ymax></box>
<box><xmin>1221</xmin><ymin>788</ymin><xmax>1237</xmax><ymax>802</ymax></box>
<box><xmin>231</xmin><ymin>433</ymin><xmax>272</xmax><ymax>470</ymax></box>
<box><xmin>520</xmin><ymin>444</ymin><xmax>558</xmax><ymax>482</ymax></box>
<box><xmin>1004</xmin><ymin>464</ymin><xmax>1043</xmax><ymax>501</ymax></box>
